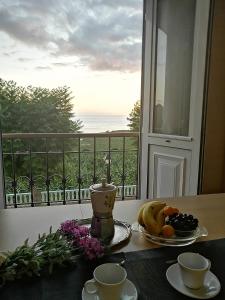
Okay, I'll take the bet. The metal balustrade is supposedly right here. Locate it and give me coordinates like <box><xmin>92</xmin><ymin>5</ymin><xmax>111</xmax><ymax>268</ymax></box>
<box><xmin>2</xmin><ymin>132</ymin><xmax>139</xmax><ymax>208</ymax></box>
<box><xmin>5</xmin><ymin>185</ymin><xmax>137</xmax><ymax>207</ymax></box>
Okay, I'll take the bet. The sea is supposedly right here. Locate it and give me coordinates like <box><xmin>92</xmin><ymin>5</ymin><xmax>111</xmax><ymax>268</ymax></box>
<box><xmin>73</xmin><ymin>115</ymin><xmax>129</xmax><ymax>133</ymax></box>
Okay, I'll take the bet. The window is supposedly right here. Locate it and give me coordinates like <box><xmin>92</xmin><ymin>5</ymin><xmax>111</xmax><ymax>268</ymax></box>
<box><xmin>0</xmin><ymin>0</ymin><xmax>143</xmax><ymax>207</ymax></box>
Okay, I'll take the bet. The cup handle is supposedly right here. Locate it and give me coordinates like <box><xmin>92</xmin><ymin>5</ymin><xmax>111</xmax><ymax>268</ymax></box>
<box><xmin>207</xmin><ymin>259</ymin><xmax>211</xmax><ymax>271</ymax></box>
<box><xmin>84</xmin><ymin>279</ymin><xmax>98</xmax><ymax>294</ymax></box>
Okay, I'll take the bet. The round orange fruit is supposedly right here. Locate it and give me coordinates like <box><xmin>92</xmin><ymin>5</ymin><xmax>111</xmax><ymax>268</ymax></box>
<box><xmin>163</xmin><ymin>206</ymin><xmax>179</xmax><ymax>216</ymax></box>
<box><xmin>161</xmin><ymin>225</ymin><xmax>175</xmax><ymax>238</ymax></box>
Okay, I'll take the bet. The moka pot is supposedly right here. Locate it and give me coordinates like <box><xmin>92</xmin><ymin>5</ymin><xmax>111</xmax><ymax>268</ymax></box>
<box><xmin>89</xmin><ymin>178</ymin><xmax>117</xmax><ymax>243</ymax></box>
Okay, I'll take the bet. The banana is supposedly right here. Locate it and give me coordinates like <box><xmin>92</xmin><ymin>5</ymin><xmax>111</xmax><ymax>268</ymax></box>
<box><xmin>137</xmin><ymin>203</ymin><xmax>147</xmax><ymax>227</ymax></box>
<box><xmin>142</xmin><ymin>201</ymin><xmax>166</xmax><ymax>235</ymax></box>
<box><xmin>155</xmin><ymin>208</ymin><xmax>167</xmax><ymax>231</ymax></box>
<box><xmin>137</xmin><ymin>201</ymin><xmax>160</xmax><ymax>226</ymax></box>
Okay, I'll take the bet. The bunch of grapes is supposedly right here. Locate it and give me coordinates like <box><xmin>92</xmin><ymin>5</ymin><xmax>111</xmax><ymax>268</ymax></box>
<box><xmin>166</xmin><ymin>213</ymin><xmax>198</xmax><ymax>236</ymax></box>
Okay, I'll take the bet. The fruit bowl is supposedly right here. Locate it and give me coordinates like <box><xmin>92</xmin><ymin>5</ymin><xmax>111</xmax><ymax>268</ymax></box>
<box><xmin>136</xmin><ymin>201</ymin><xmax>208</xmax><ymax>246</ymax></box>
<box><xmin>134</xmin><ymin>224</ymin><xmax>208</xmax><ymax>247</ymax></box>
<box><xmin>175</xmin><ymin>229</ymin><xmax>196</xmax><ymax>237</ymax></box>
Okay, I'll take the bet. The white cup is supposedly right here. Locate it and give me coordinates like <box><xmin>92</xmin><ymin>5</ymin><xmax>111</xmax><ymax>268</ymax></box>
<box><xmin>85</xmin><ymin>263</ymin><xmax>127</xmax><ymax>300</ymax></box>
<box><xmin>177</xmin><ymin>252</ymin><xmax>211</xmax><ymax>289</ymax></box>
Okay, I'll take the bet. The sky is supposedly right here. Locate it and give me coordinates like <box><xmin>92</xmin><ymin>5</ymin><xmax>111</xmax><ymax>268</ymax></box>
<box><xmin>0</xmin><ymin>0</ymin><xmax>143</xmax><ymax>116</ymax></box>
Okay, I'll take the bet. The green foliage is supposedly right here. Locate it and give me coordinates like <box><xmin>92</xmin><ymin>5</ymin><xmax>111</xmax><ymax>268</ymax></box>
<box><xmin>0</xmin><ymin>78</ymin><xmax>82</xmax><ymax>184</ymax></box>
<box><xmin>0</xmin><ymin>229</ymin><xmax>77</xmax><ymax>286</ymax></box>
<box><xmin>0</xmin><ymin>78</ymin><xmax>82</xmax><ymax>133</ymax></box>
<box><xmin>3</xmin><ymin>138</ymin><xmax>139</xmax><ymax>197</ymax></box>
<box><xmin>127</xmin><ymin>100</ymin><xmax>141</xmax><ymax>132</ymax></box>
<box><xmin>1</xmin><ymin>79</ymin><xmax>139</xmax><ymax>198</ymax></box>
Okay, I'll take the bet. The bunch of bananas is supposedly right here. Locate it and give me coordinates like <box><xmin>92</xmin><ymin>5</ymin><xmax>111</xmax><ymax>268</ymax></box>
<box><xmin>137</xmin><ymin>200</ymin><xmax>167</xmax><ymax>235</ymax></box>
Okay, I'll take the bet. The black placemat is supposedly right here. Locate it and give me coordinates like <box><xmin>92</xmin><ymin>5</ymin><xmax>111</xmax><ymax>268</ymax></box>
<box><xmin>0</xmin><ymin>238</ymin><xmax>224</xmax><ymax>300</ymax></box>
<box><xmin>123</xmin><ymin>238</ymin><xmax>225</xmax><ymax>300</ymax></box>
<box><xmin>0</xmin><ymin>252</ymin><xmax>125</xmax><ymax>300</ymax></box>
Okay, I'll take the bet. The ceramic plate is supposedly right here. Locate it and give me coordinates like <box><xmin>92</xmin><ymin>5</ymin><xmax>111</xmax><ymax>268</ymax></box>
<box><xmin>82</xmin><ymin>278</ymin><xmax>138</xmax><ymax>300</ymax></box>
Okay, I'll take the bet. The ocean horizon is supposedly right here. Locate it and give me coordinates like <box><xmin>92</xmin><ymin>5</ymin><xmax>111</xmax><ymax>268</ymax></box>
<box><xmin>73</xmin><ymin>114</ymin><xmax>129</xmax><ymax>133</ymax></box>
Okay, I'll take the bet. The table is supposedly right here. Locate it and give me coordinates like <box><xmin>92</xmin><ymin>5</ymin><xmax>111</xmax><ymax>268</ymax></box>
<box><xmin>1</xmin><ymin>193</ymin><xmax>225</xmax><ymax>252</ymax></box>
<box><xmin>0</xmin><ymin>193</ymin><xmax>225</xmax><ymax>300</ymax></box>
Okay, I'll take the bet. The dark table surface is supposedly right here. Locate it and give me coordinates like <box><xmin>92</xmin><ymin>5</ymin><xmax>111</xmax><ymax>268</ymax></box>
<box><xmin>0</xmin><ymin>238</ymin><xmax>224</xmax><ymax>300</ymax></box>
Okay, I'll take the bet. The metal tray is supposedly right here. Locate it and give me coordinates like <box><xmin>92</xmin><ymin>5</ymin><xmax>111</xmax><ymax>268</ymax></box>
<box><xmin>77</xmin><ymin>218</ymin><xmax>131</xmax><ymax>249</ymax></box>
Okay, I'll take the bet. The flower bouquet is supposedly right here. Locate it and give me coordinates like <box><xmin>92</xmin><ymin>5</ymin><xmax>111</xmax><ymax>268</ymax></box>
<box><xmin>60</xmin><ymin>220</ymin><xmax>104</xmax><ymax>260</ymax></box>
<box><xmin>0</xmin><ymin>220</ymin><xmax>104</xmax><ymax>287</ymax></box>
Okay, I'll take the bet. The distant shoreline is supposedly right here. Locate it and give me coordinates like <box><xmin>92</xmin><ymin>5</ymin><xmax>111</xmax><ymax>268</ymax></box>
<box><xmin>74</xmin><ymin>114</ymin><xmax>127</xmax><ymax>117</ymax></box>
<box><xmin>73</xmin><ymin>114</ymin><xmax>129</xmax><ymax>133</ymax></box>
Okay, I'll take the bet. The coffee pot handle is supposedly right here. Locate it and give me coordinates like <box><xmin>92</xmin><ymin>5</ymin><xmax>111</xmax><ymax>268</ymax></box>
<box><xmin>101</xmin><ymin>178</ymin><xmax>107</xmax><ymax>187</ymax></box>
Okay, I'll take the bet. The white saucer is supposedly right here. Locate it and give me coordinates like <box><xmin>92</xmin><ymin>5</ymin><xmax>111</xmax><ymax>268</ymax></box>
<box><xmin>82</xmin><ymin>278</ymin><xmax>138</xmax><ymax>300</ymax></box>
<box><xmin>166</xmin><ymin>263</ymin><xmax>221</xmax><ymax>299</ymax></box>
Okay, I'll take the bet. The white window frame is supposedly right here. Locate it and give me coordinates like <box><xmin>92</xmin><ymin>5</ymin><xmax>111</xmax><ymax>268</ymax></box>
<box><xmin>139</xmin><ymin>0</ymin><xmax>154</xmax><ymax>199</ymax></box>
<box><xmin>139</xmin><ymin>0</ymin><xmax>210</xmax><ymax>199</ymax></box>
<box><xmin>0</xmin><ymin>134</ymin><xmax>5</xmax><ymax>208</ymax></box>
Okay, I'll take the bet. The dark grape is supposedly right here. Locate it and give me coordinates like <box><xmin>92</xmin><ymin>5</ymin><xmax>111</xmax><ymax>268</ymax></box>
<box><xmin>166</xmin><ymin>213</ymin><xmax>199</xmax><ymax>236</ymax></box>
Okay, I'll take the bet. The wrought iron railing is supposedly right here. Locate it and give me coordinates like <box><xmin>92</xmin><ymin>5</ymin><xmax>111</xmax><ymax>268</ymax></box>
<box><xmin>2</xmin><ymin>132</ymin><xmax>139</xmax><ymax>208</ymax></box>
<box><xmin>5</xmin><ymin>185</ymin><xmax>137</xmax><ymax>207</ymax></box>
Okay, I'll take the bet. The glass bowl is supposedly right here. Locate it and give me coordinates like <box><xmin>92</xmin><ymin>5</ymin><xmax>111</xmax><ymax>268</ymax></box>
<box><xmin>175</xmin><ymin>229</ymin><xmax>197</xmax><ymax>237</ymax></box>
<box><xmin>132</xmin><ymin>223</ymin><xmax>208</xmax><ymax>247</ymax></box>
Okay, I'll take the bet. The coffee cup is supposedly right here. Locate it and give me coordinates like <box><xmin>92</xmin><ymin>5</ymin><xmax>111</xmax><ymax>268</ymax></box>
<box><xmin>84</xmin><ymin>263</ymin><xmax>127</xmax><ymax>300</ymax></box>
<box><xmin>177</xmin><ymin>252</ymin><xmax>211</xmax><ymax>289</ymax></box>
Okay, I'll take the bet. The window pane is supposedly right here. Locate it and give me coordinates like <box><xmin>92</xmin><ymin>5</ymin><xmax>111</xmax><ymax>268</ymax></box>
<box><xmin>0</xmin><ymin>1</ymin><xmax>143</xmax><ymax>205</ymax></box>
<box><xmin>153</xmin><ymin>0</ymin><xmax>196</xmax><ymax>136</ymax></box>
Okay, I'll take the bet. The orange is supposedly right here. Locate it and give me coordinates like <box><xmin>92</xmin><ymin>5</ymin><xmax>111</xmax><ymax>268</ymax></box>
<box><xmin>163</xmin><ymin>206</ymin><xmax>179</xmax><ymax>216</ymax></box>
<box><xmin>161</xmin><ymin>225</ymin><xmax>175</xmax><ymax>238</ymax></box>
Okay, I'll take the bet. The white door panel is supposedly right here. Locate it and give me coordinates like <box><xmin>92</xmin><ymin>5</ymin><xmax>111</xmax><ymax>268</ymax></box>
<box><xmin>149</xmin><ymin>145</ymin><xmax>191</xmax><ymax>198</ymax></box>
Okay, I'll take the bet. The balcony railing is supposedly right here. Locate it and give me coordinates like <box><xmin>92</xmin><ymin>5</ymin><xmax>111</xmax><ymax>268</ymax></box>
<box><xmin>2</xmin><ymin>132</ymin><xmax>139</xmax><ymax>208</ymax></box>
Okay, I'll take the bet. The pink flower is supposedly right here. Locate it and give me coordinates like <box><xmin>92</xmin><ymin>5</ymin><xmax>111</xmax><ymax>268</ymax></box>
<box><xmin>60</xmin><ymin>220</ymin><xmax>79</xmax><ymax>234</ymax></box>
<box><xmin>60</xmin><ymin>220</ymin><xmax>104</xmax><ymax>260</ymax></box>
<box><xmin>76</xmin><ymin>226</ymin><xmax>89</xmax><ymax>237</ymax></box>
<box><xmin>60</xmin><ymin>220</ymin><xmax>89</xmax><ymax>237</ymax></box>
<box><xmin>77</xmin><ymin>236</ymin><xmax>104</xmax><ymax>260</ymax></box>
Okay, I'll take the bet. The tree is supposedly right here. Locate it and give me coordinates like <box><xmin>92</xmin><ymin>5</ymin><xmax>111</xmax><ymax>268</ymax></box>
<box><xmin>127</xmin><ymin>100</ymin><xmax>140</xmax><ymax>132</ymax></box>
<box><xmin>0</xmin><ymin>78</ymin><xmax>82</xmax><ymax>133</ymax></box>
<box><xmin>0</xmin><ymin>78</ymin><xmax>82</xmax><ymax>191</ymax></box>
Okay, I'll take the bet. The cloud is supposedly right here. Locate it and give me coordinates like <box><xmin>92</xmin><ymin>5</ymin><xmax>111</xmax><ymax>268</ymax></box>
<box><xmin>0</xmin><ymin>0</ymin><xmax>143</xmax><ymax>72</ymax></box>
<box><xmin>18</xmin><ymin>57</ymin><xmax>34</xmax><ymax>62</ymax></box>
<box><xmin>0</xmin><ymin>0</ymin><xmax>62</xmax><ymax>49</ymax></box>
<box><xmin>52</xmin><ymin>62</ymin><xmax>70</xmax><ymax>67</ymax></box>
<box><xmin>1</xmin><ymin>50</ymin><xmax>17</xmax><ymax>57</ymax></box>
<box><xmin>75</xmin><ymin>0</ymin><xmax>142</xmax><ymax>10</ymax></box>
<box><xmin>35</xmin><ymin>66</ymin><xmax>51</xmax><ymax>70</ymax></box>
<box><xmin>0</xmin><ymin>9</ymin><xmax>56</xmax><ymax>48</ymax></box>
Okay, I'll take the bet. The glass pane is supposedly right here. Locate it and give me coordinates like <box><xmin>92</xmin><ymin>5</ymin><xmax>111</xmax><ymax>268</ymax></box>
<box><xmin>153</xmin><ymin>0</ymin><xmax>196</xmax><ymax>136</ymax></box>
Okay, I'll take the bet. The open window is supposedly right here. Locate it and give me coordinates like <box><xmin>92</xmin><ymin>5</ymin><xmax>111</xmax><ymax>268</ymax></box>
<box><xmin>0</xmin><ymin>0</ymin><xmax>143</xmax><ymax>207</ymax></box>
<box><xmin>140</xmin><ymin>0</ymin><xmax>210</xmax><ymax>199</ymax></box>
